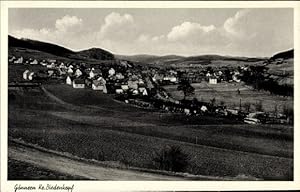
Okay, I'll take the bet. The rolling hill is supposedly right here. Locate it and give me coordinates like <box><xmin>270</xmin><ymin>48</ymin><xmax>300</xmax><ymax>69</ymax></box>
<box><xmin>9</xmin><ymin>35</ymin><xmax>115</xmax><ymax>61</ymax></box>
<box><xmin>270</xmin><ymin>49</ymin><xmax>294</xmax><ymax>60</ymax></box>
<box><xmin>116</xmin><ymin>53</ymin><xmax>267</xmax><ymax>68</ymax></box>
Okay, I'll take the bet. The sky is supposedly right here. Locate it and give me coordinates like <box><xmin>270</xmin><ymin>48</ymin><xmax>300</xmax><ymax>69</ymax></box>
<box><xmin>9</xmin><ymin>8</ymin><xmax>293</xmax><ymax>57</ymax></box>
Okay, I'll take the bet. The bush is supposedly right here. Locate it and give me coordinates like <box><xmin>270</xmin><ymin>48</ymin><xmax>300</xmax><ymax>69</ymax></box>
<box><xmin>255</xmin><ymin>101</ymin><xmax>263</xmax><ymax>111</ymax></box>
<box><xmin>244</xmin><ymin>102</ymin><xmax>251</xmax><ymax>112</ymax></box>
<box><xmin>283</xmin><ymin>105</ymin><xmax>293</xmax><ymax>123</ymax></box>
<box><xmin>152</xmin><ymin>145</ymin><xmax>190</xmax><ymax>172</ymax></box>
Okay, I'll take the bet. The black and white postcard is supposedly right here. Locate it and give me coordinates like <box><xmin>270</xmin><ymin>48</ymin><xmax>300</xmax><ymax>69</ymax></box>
<box><xmin>1</xmin><ymin>1</ymin><xmax>299</xmax><ymax>192</ymax></box>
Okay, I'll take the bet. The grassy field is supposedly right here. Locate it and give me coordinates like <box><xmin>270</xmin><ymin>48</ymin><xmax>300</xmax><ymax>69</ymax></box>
<box><xmin>8</xmin><ymin>85</ymin><xmax>293</xmax><ymax>180</ymax></box>
<box><xmin>163</xmin><ymin>82</ymin><xmax>293</xmax><ymax>113</ymax></box>
<box><xmin>8</xmin><ymin>158</ymin><xmax>86</xmax><ymax>180</ymax></box>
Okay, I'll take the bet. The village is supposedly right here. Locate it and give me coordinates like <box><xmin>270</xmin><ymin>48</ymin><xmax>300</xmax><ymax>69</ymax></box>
<box><xmin>9</xmin><ymin>55</ymin><xmax>292</xmax><ymax>125</ymax></box>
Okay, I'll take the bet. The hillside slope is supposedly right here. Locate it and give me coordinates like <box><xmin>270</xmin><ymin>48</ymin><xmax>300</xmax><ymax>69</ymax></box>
<box><xmin>117</xmin><ymin>53</ymin><xmax>266</xmax><ymax>68</ymax></box>
<box><xmin>270</xmin><ymin>49</ymin><xmax>294</xmax><ymax>60</ymax></box>
<box><xmin>9</xmin><ymin>35</ymin><xmax>114</xmax><ymax>61</ymax></box>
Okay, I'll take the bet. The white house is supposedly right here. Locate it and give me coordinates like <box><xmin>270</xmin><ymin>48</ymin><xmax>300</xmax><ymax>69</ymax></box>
<box><xmin>140</xmin><ymin>88</ymin><xmax>148</xmax><ymax>96</ymax></box>
<box><xmin>92</xmin><ymin>80</ymin><xmax>105</xmax><ymax>91</ymax></box>
<box><xmin>66</xmin><ymin>76</ymin><xmax>73</xmax><ymax>85</ymax></box>
<box><xmin>131</xmin><ymin>89</ymin><xmax>139</xmax><ymax>95</ymax></box>
<box><xmin>116</xmin><ymin>73</ymin><xmax>125</xmax><ymax>80</ymax></box>
<box><xmin>102</xmin><ymin>85</ymin><xmax>108</xmax><ymax>94</ymax></box>
<box><xmin>115</xmin><ymin>86</ymin><xmax>124</xmax><ymax>94</ymax></box>
<box><xmin>59</xmin><ymin>62</ymin><xmax>66</xmax><ymax>69</ymax></box>
<box><xmin>152</xmin><ymin>73</ymin><xmax>163</xmax><ymax>82</ymax></box>
<box><xmin>47</xmin><ymin>63</ymin><xmax>56</xmax><ymax>69</ymax></box>
<box><xmin>67</xmin><ymin>68</ymin><xmax>74</xmax><ymax>74</ymax></box>
<box><xmin>14</xmin><ymin>57</ymin><xmax>23</xmax><ymax>64</ymax></box>
<box><xmin>58</xmin><ymin>68</ymin><xmax>66</xmax><ymax>75</ymax></box>
<box><xmin>75</xmin><ymin>69</ymin><xmax>83</xmax><ymax>77</ymax></box>
<box><xmin>201</xmin><ymin>105</ymin><xmax>208</xmax><ymax>112</ymax></box>
<box><xmin>30</xmin><ymin>59</ymin><xmax>38</xmax><ymax>65</ymax></box>
<box><xmin>97</xmin><ymin>77</ymin><xmax>106</xmax><ymax>84</ymax></box>
<box><xmin>138</xmin><ymin>87</ymin><xmax>147</xmax><ymax>94</ymax></box>
<box><xmin>40</xmin><ymin>60</ymin><xmax>48</xmax><ymax>66</ymax></box>
<box><xmin>206</xmin><ymin>72</ymin><xmax>211</xmax><ymax>77</ymax></box>
<box><xmin>232</xmin><ymin>75</ymin><xmax>241</xmax><ymax>83</ymax></box>
<box><xmin>121</xmin><ymin>84</ymin><xmax>129</xmax><ymax>91</ymax></box>
<box><xmin>138</xmin><ymin>79</ymin><xmax>145</xmax><ymax>85</ymax></box>
<box><xmin>128</xmin><ymin>80</ymin><xmax>138</xmax><ymax>89</ymax></box>
<box><xmin>89</xmin><ymin>69</ymin><xmax>95</xmax><ymax>79</ymax></box>
<box><xmin>72</xmin><ymin>79</ymin><xmax>85</xmax><ymax>89</ymax></box>
<box><xmin>48</xmin><ymin>70</ymin><xmax>55</xmax><ymax>77</ymax></box>
<box><xmin>209</xmin><ymin>77</ymin><xmax>217</xmax><ymax>84</ymax></box>
<box><xmin>9</xmin><ymin>56</ymin><xmax>16</xmax><ymax>62</ymax></box>
<box><xmin>28</xmin><ymin>72</ymin><xmax>35</xmax><ymax>81</ymax></box>
<box><xmin>184</xmin><ymin>108</ymin><xmax>191</xmax><ymax>115</ymax></box>
<box><xmin>23</xmin><ymin>70</ymin><xmax>30</xmax><ymax>80</ymax></box>
<box><xmin>47</xmin><ymin>59</ymin><xmax>56</xmax><ymax>63</ymax></box>
<box><xmin>108</xmin><ymin>68</ymin><xmax>116</xmax><ymax>76</ymax></box>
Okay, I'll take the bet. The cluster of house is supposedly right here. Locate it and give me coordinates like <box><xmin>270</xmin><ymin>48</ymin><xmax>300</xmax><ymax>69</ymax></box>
<box><xmin>11</xmin><ymin>54</ymin><xmax>291</xmax><ymax>124</ymax></box>
<box><xmin>11</xmin><ymin>55</ymin><xmax>155</xmax><ymax>97</ymax></box>
<box><xmin>65</xmin><ymin>66</ymin><xmax>153</xmax><ymax>96</ymax></box>
<box><xmin>178</xmin><ymin>68</ymin><xmax>243</xmax><ymax>85</ymax></box>
<box><xmin>151</xmin><ymin>69</ymin><xmax>178</xmax><ymax>85</ymax></box>
<box><xmin>9</xmin><ymin>56</ymin><xmax>49</xmax><ymax>65</ymax></box>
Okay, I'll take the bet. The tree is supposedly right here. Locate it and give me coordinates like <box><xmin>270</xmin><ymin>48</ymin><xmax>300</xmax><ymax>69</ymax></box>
<box><xmin>210</xmin><ymin>97</ymin><xmax>216</xmax><ymax>107</ymax></box>
<box><xmin>244</xmin><ymin>102</ymin><xmax>251</xmax><ymax>112</ymax></box>
<box><xmin>220</xmin><ymin>100</ymin><xmax>225</xmax><ymax>106</ymax></box>
<box><xmin>283</xmin><ymin>104</ymin><xmax>293</xmax><ymax>123</ymax></box>
<box><xmin>177</xmin><ymin>80</ymin><xmax>195</xmax><ymax>100</ymax></box>
<box><xmin>152</xmin><ymin>145</ymin><xmax>190</xmax><ymax>172</ymax></box>
<box><xmin>255</xmin><ymin>101</ymin><xmax>263</xmax><ymax>112</ymax></box>
<box><xmin>274</xmin><ymin>104</ymin><xmax>278</xmax><ymax>118</ymax></box>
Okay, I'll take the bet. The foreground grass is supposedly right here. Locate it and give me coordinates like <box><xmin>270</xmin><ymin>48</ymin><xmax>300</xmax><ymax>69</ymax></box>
<box><xmin>8</xmin><ymin>85</ymin><xmax>294</xmax><ymax>180</ymax></box>
<box><xmin>8</xmin><ymin>158</ymin><xmax>87</xmax><ymax>180</ymax></box>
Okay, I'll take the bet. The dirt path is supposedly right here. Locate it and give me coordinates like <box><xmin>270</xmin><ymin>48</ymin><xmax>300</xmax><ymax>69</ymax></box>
<box><xmin>8</xmin><ymin>144</ymin><xmax>187</xmax><ymax>180</ymax></box>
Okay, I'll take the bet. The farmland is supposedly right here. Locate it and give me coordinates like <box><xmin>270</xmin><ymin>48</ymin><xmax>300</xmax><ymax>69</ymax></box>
<box><xmin>163</xmin><ymin>82</ymin><xmax>293</xmax><ymax>113</ymax></box>
<box><xmin>8</xmin><ymin>84</ymin><xmax>293</xmax><ymax>180</ymax></box>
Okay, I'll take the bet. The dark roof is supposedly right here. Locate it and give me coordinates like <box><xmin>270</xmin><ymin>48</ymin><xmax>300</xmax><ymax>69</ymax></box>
<box><xmin>73</xmin><ymin>78</ymin><xmax>85</xmax><ymax>84</ymax></box>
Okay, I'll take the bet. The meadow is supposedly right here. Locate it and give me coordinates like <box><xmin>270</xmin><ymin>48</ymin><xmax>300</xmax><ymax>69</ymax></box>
<box><xmin>163</xmin><ymin>82</ymin><xmax>293</xmax><ymax>113</ymax></box>
<box><xmin>8</xmin><ymin>84</ymin><xmax>293</xmax><ymax>180</ymax></box>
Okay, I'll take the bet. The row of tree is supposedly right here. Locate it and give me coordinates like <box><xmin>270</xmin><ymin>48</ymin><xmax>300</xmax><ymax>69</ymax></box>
<box><xmin>241</xmin><ymin>66</ymin><xmax>293</xmax><ymax>97</ymax></box>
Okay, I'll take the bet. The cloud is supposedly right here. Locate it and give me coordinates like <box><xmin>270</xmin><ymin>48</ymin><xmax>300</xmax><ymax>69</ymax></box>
<box><xmin>167</xmin><ymin>22</ymin><xmax>216</xmax><ymax>42</ymax></box>
<box><xmin>10</xmin><ymin>9</ymin><xmax>293</xmax><ymax>56</ymax></box>
<box><xmin>98</xmin><ymin>12</ymin><xmax>138</xmax><ymax>41</ymax></box>
<box><xmin>223</xmin><ymin>9</ymin><xmax>251</xmax><ymax>38</ymax></box>
<box><xmin>11</xmin><ymin>15</ymin><xmax>92</xmax><ymax>50</ymax></box>
<box><xmin>55</xmin><ymin>15</ymin><xmax>83</xmax><ymax>32</ymax></box>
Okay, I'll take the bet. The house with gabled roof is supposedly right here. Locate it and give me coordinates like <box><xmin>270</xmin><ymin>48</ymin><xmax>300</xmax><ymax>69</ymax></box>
<box><xmin>209</xmin><ymin>76</ymin><xmax>217</xmax><ymax>84</ymax></box>
<box><xmin>128</xmin><ymin>80</ymin><xmax>138</xmax><ymax>90</ymax></box>
<box><xmin>47</xmin><ymin>63</ymin><xmax>56</xmax><ymax>69</ymax></box>
<box><xmin>92</xmin><ymin>79</ymin><xmax>106</xmax><ymax>91</ymax></box>
<box><xmin>67</xmin><ymin>67</ymin><xmax>74</xmax><ymax>74</ymax></box>
<box><xmin>28</xmin><ymin>72</ymin><xmax>35</xmax><ymax>81</ymax></box>
<box><xmin>121</xmin><ymin>84</ymin><xmax>129</xmax><ymax>91</ymax></box>
<box><xmin>75</xmin><ymin>68</ymin><xmax>83</xmax><ymax>77</ymax></box>
<box><xmin>115</xmin><ymin>85</ymin><xmax>124</xmax><ymax>94</ymax></box>
<box><xmin>9</xmin><ymin>56</ymin><xmax>16</xmax><ymax>63</ymax></box>
<box><xmin>14</xmin><ymin>57</ymin><xmax>23</xmax><ymax>64</ymax></box>
<box><xmin>30</xmin><ymin>59</ymin><xmax>38</xmax><ymax>65</ymax></box>
<box><xmin>72</xmin><ymin>78</ymin><xmax>85</xmax><ymax>89</ymax></box>
<box><xmin>23</xmin><ymin>70</ymin><xmax>30</xmax><ymax>80</ymax></box>
<box><xmin>66</xmin><ymin>76</ymin><xmax>73</xmax><ymax>85</ymax></box>
<box><xmin>108</xmin><ymin>68</ymin><xmax>116</xmax><ymax>76</ymax></box>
